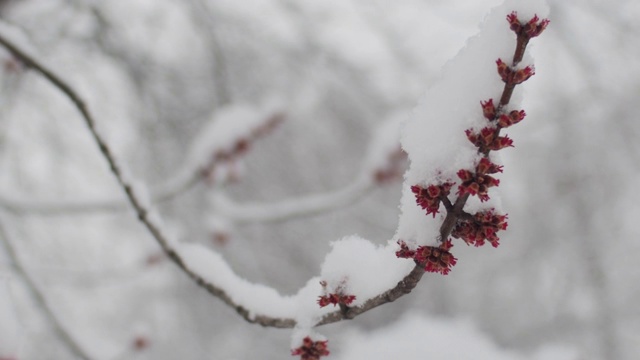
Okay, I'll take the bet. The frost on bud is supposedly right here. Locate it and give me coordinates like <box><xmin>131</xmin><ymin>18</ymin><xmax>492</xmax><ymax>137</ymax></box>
<box><xmin>452</xmin><ymin>210</ymin><xmax>508</xmax><ymax>247</ymax></box>
<box><xmin>291</xmin><ymin>337</ymin><xmax>330</xmax><ymax>360</ymax></box>
<box><xmin>317</xmin><ymin>281</ymin><xmax>356</xmax><ymax>308</ymax></box>
<box><xmin>496</xmin><ymin>59</ymin><xmax>535</xmax><ymax>85</ymax></box>
<box><xmin>497</xmin><ymin>110</ymin><xmax>526</xmax><ymax>128</ymax></box>
<box><xmin>507</xmin><ymin>12</ymin><xmax>550</xmax><ymax>38</ymax></box>
<box><xmin>481</xmin><ymin>99</ymin><xmax>496</xmax><ymax>120</ymax></box>
<box><xmin>414</xmin><ymin>240</ymin><xmax>457</xmax><ymax>275</ymax></box>
<box><xmin>411</xmin><ymin>182</ymin><xmax>454</xmax><ymax>218</ymax></box>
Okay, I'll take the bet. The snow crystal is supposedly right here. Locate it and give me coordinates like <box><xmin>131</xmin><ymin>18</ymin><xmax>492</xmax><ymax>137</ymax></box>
<box><xmin>396</xmin><ymin>0</ymin><xmax>549</xmax><ymax>246</ymax></box>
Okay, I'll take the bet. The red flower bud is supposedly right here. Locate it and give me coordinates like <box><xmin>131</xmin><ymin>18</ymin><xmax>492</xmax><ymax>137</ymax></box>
<box><xmin>496</xmin><ymin>59</ymin><xmax>535</xmax><ymax>85</ymax></box>
<box><xmin>507</xmin><ymin>12</ymin><xmax>550</xmax><ymax>38</ymax></box>
<box><xmin>452</xmin><ymin>209</ymin><xmax>508</xmax><ymax>248</ymax></box>
<box><xmin>481</xmin><ymin>99</ymin><xmax>496</xmax><ymax>120</ymax></box>
<box><xmin>412</xmin><ymin>182</ymin><xmax>454</xmax><ymax>217</ymax></box>
<box><xmin>292</xmin><ymin>337</ymin><xmax>330</xmax><ymax>360</ymax></box>
<box><xmin>395</xmin><ymin>240</ymin><xmax>416</xmax><ymax>258</ymax></box>
<box><xmin>414</xmin><ymin>240</ymin><xmax>457</xmax><ymax>275</ymax></box>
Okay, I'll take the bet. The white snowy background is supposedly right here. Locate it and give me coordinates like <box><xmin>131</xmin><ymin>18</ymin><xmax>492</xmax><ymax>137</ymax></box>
<box><xmin>0</xmin><ymin>0</ymin><xmax>638</xmax><ymax>359</ymax></box>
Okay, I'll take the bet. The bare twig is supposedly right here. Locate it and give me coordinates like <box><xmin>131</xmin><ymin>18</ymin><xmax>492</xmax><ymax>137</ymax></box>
<box><xmin>0</xmin><ymin>214</ymin><xmax>93</xmax><ymax>360</ymax></box>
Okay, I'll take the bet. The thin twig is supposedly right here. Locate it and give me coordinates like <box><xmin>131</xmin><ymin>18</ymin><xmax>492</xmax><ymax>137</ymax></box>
<box><xmin>0</xmin><ymin>214</ymin><xmax>94</xmax><ymax>360</ymax></box>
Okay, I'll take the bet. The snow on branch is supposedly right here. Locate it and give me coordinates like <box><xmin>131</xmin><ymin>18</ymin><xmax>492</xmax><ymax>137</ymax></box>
<box><xmin>0</xmin><ymin>1</ymin><xmax>550</xmax><ymax>357</ymax></box>
<box><xmin>0</xmin><ymin>101</ymin><xmax>284</xmax><ymax>216</ymax></box>
<box><xmin>212</xmin><ymin>114</ymin><xmax>406</xmax><ymax>224</ymax></box>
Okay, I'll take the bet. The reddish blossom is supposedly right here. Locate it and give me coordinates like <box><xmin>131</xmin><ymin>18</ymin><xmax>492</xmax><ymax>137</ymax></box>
<box><xmin>317</xmin><ymin>293</ymin><xmax>356</xmax><ymax>308</ymax></box>
<box><xmin>481</xmin><ymin>99</ymin><xmax>496</xmax><ymax>120</ymax></box>
<box><xmin>507</xmin><ymin>12</ymin><xmax>550</xmax><ymax>38</ymax></box>
<box><xmin>452</xmin><ymin>210</ymin><xmax>508</xmax><ymax>247</ymax></box>
<box><xmin>486</xmin><ymin>135</ymin><xmax>514</xmax><ymax>151</ymax></box>
<box><xmin>291</xmin><ymin>337</ymin><xmax>330</xmax><ymax>360</ymax></box>
<box><xmin>496</xmin><ymin>59</ymin><xmax>535</xmax><ymax>85</ymax></box>
<box><xmin>395</xmin><ymin>240</ymin><xmax>416</xmax><ymax>259</ymax></box>
<box><xmin>497</xmin><ymin>110</ymin><xmax>526</xmax><ymax>128</ymax></box>
<box><xmin>414</xmin><ymin>240</ymin><xmax>457</xmax><ymax>275</ymax></box>
<box><xmin>475</xmin><ymin>157</ymin><xmax>503</xmax><ymax>175</ymax></box>
<box><xmin>465</xmin><ymin>126</ymin><xmax>498</xmax><ymax>152</ymax></box>
<box><xmin>457</xmin><ymin>168</ymin><xmax>500</xmax><ymax>202</ymax></box>
<box><xmin>411</xmin><ymin>181</ymin><xmax>454</xmax><ymax>217</ymax></box>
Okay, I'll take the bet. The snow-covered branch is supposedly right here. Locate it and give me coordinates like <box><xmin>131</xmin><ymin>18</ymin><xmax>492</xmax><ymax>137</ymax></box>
<box><xmin>212</xmin><ymin>115</ymin><xmax>405</xmax><ymax>224</ymax></box>
<box><xmin>0</xmin><ymin>102</ymin><xmax>283</xmax><ymax>216</ymax></box>
<box><xmin>0</xmin><ymin>1</ymin><xmax>550</xmax><ymax>357</ymax></box>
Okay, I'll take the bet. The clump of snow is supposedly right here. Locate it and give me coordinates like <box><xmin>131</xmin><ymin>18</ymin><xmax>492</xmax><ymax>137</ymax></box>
<box><xmin>319</xmin><ymin>236</ymin><xmax>415</xmax><ymax>307</ymax></box>
<box><xmin>176</xmin><ymin>243</ymin><xmax>297</xmax><ymax>319</ymax></box>
<box><xmin>0</xmin><ymin>279</ymin><xmax>22</xmax><ymax>358</ymax></box>
<box><xmin>396</xmin><ymin>0</ymin><xmax>549</xmax><ymax>247</ymax></box>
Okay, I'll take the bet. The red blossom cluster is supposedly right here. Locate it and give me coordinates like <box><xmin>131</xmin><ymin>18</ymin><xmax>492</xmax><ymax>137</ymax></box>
<box><xmin>507</xmin><ymin>12</ymin><xmax>550</xmax><ymax>38</ymax></box>
<box><xmin>317</xmin><ymin>293</ymin><xmax>356</xmax><ymax>308</ymax></box>
<box><xmin>411</xmin><ymin>182</ymin><xmax>454</xmax><ymax>217</ymax></box>
<box><xmin>291</xmin><ymin>337</ymin><xmax>330</xmax><ymax>360</ymax></box>
<box><xmin>452</xmin><ymin>210</ymin><xmax>508</xmax><ymax>247</ymax></box>
<box><xmin>317</xmin><ymin>280</ymin><xmax>356</xmax><ymax>308</ymax></box>
<box><xmin>456</xmin><ymin>158</ymin><xmax>503</xmax><ymax>202</ymax></box>
<box><xmin>396</xmin><ymin>240</ymin><xmax>458</xmax><ymax>275</ymax></box>
<box><xmin>465</xmin><ymin>126</ymin><xmax>513</xmax><ymax>152</ymax></box>
<box><xmin>201</xmin><ymin>113</ymin><xmax>284</xmax><ymax>182</ymax></box>
<box><xmin>397</xmin><ymin>11</ymin><xmax>548</xmax><ymax>276</ymax></box>
<box><xmin>496</xmin><ymin>59</ymin><xmax>535</xmax><ymax>85</ymax></box>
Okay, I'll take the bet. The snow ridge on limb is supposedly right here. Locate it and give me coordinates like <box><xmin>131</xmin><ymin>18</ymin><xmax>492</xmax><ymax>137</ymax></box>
<box><xmin>212</xmin><ymin>114</ymin><xmax>406</xmax><ymax>225</ymax></box>
<box><xmin>395</xmin><ymin>0</ymin><xmax>549</xmax><ymax>277</ymax></box>
<box><xmin>0</xmin><ymin>102</ymin><xmax>284</xmax><ymax>216</ymax></box>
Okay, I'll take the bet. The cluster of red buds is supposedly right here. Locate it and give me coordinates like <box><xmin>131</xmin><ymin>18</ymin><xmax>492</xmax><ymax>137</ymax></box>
<box><xmin>411</xmin><ymin>181</ymin><xmax>454</xmax><ymax>217</ymax></box>
<box><xmin>507</xmin><ymin>12</ymin><xmax>550</xmax><ymax>38</ymax></box>
<box><xmin>291</xmin><ymin>337</ymin><xmax>330</xmax><ymax>360</ymax></box>
<box><xmin>396</xmin><ymin>240</ymin><xmax>458</xmax><ymax>275</ymax></box>
<box><xmin>317</xmin><ymin>280</ymin><xmax>356</xmax><ymax>308</ymax></box>
<box><xmin>456</xmin><ymin>158</ymin><xmax>503</xmax><ymax>201</ymax></box>
<box><xmin>395</xmin><ymin>11</ymin><xmax>548</xmax><ymax>276</ymax></box>
<box><xmin>452</xmin><ymin>210</ymin><xmax>508</xmax><ymax>247</ymax></box>
<box><xmin>496</xmin><ymin>59</ymin><xmax>535</xmax><ymax>85</ymax></box>
<box><xmin>200</xmin><ymin>113</ymin><xmax>284</xmax><ymax>183</ymax></box>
